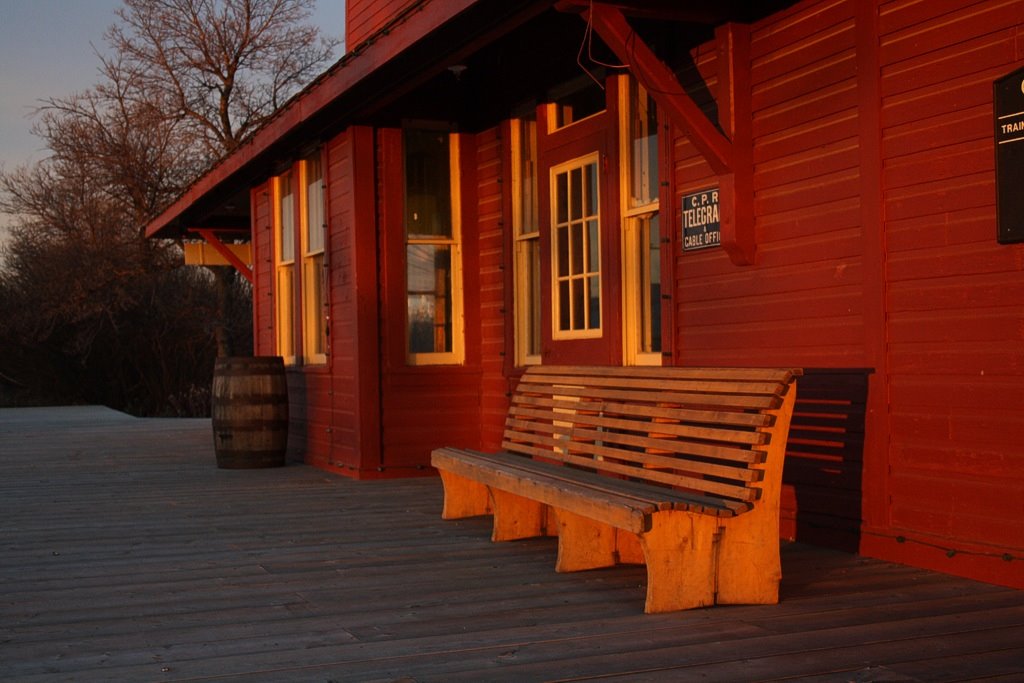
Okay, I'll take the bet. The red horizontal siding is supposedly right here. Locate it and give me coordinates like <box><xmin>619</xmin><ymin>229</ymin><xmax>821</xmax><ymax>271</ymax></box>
<box><xmin>250</xmin><ymin>182</ymin><xmax>274</xmax><ymax>355</ymax></box>
<box><xmin>346</xmin><ymin>0</ymin><xmax>405</xmax><ymax>49</ymax></box>
<box><xmin>880</xmin><ymin>0</ymin><xmax>1024</xmax><ymax>583</ymax></box>
<box><xmin>475</xmin><ymin>126</ymin><xmax>510</xmax><ymax>450</ymax></box>
<box><xmin>380</xmin><ymin>370</ymin><xmax>482</xmax><ymax>468</ymax></box>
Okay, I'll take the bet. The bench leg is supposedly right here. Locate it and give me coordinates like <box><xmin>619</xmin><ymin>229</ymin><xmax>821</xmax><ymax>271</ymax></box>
<box><xmin>437</xmin><ymin>470</ymin><xmax>491</xmax><ymax>519</ymax></box>
<box><xmin>554</xmin><ymin>509</ymin><xmax>617</xmax><ymax>572</ymax></box>
<box><xmin>615</xmin><ymin>528</ymin><xmax>645</xmax><ymax>565</ymax></box>
<box><xmin>489</xmin><ymin>488</ymin><xmax>548</xmax><ymax>541</ymax></box>
<box><xmin>639</xmin><ymin>511</ymin><xmax>719</xmax><ymax>613</ymax></box>
<box><xmin>715</xmin><ymin>512</ymin><xmax>782</xmax><ymax>605</ymax></box>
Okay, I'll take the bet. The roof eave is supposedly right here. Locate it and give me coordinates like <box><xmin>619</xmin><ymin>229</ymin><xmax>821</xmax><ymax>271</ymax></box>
<box><xmin>146</xmin><ymin>0</ymin><xmax>482</xmax><ymax>240</ymax></box>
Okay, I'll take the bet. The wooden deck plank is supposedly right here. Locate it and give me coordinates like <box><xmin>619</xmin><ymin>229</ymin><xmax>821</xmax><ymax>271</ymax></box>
<box><xmin>2</xmin><ymin>406</ymin><xmax>1022</xmax><ymax>682</ymax></box>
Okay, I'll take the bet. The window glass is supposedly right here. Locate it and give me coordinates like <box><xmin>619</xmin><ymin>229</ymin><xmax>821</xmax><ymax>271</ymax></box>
<box><xmin>306</xmin><ymin>156</ymin><xmax>324</xmax><ymax>253</ymax></box>
<box><xmin>279</xmin><ymin>173</ymin><xmax>295</xmax><ymax>262</ymax></box>
<box><xmin>628</xmin><ymin>81</ymin><xmax>659</xmax><ymax>208</ymax></box>
<box><xmin>552</xmin><ymin>155</ymin><xmax>601</xmax><ymax>336</ymax></box>
<box><xmin>640</xmin><ymin>213</ymin><xmax>661</xmax><ymax>354</ymax></box>
<box><xmin>407</xmin><ymin>244</ymin><xmax>453</xmax><ymax>354</ymax></box>
<box><xmin>404</xmin><ymin>128</ymin><xmax>462</xmax><ymax>364</ymax></box>
<box><xmin>405</xmin><ymin>129</ymin><xmax>452</xmax><ymax>239</ymax></box>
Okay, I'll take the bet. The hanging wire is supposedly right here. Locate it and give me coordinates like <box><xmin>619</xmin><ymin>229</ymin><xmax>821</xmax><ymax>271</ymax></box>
<box><xmin>577</xmin><ymin>0</ymin><xmax>630</xmax><ymax>88</ymax></box>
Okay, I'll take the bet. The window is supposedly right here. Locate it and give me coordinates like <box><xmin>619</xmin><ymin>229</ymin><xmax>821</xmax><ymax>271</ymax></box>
<box><xmin>512</xmin><ymin>118</ymin><xmax>541</xmax><ymax>365</ymax></box>
<box><xmin>551</xmin><ymin>153</ymin><xmax>601</xmax><ymax>338</ymax></box>
<box><xmin>275</xmin><ymin>172</ymin><xmax>297</xmax><ymax>363</ymax></box>
<box><xmin>621</xmin><ymin>80</ymin><xmax>662</xmax><ymax>364</ymax></box>
<box><xmin>301</xmin><ymin>152</ymin><xmax>328</xmax><ymax>364</ymax></box>
<box><xmin>404</xmin><ymin>127</ymin><xmax>463</xmax><ymax>364</ymax></box>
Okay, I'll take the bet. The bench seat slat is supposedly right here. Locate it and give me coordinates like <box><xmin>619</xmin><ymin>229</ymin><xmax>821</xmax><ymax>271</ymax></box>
<box><xmin>433</xmin><ymin>448</ymin><xmax>747</xmax><ymax>528</ymax></box>
<box><xmin>474</xmin><ymin>449</ymin><xmax>749</xmax><ymax>516</ymax></box>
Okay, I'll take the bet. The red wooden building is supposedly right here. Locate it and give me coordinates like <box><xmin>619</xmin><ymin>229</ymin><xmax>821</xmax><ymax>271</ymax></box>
<box><xmin>147</xmin><ymin>0</ymin><xmax>1024</xmax><ymax>590</ymax></box>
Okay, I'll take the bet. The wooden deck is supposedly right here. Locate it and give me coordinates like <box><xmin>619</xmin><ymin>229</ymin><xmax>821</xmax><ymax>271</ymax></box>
<box><xmin>2</xmin><ymin>406</ymin><xmax>1022</xmax><ymax>682</ymax></box>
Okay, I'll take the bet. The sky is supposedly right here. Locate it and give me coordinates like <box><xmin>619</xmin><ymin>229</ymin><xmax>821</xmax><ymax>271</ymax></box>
<box><xmin>0</xmin><ymin>0</ymin><xmax>346</xmax><ymax>231</ymax></box>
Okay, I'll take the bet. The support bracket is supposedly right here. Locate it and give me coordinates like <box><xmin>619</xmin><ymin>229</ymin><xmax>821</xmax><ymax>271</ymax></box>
<box><xmin>189</xmin><ymin>228</ymin><xmax>254</xmax><ymax>284</ymax></box>
<box><xmin>585</xmin><ymin>5</ymin><xmax>755</xmax><ymax>264</ymax></box>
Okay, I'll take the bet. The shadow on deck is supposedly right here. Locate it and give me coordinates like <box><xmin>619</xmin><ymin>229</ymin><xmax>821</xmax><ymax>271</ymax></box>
<box><xmin>1</xmin><ymin>406</ymin><xmax>1022</xmax><ymax>682</ymax></box>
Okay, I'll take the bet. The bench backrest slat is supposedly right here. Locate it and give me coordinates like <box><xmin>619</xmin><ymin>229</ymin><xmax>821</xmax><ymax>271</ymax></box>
<box><xmin>504</xmin><ymin>417</ymin><xmax>766</xmax><ymax>467</ymax></box>
<box><xmin>509</xmin><ymin>404</ymin><xmax>770</xmax><ymax>447</ymax></box>
<box><xmin>518</xmin><ymin>378</ymin><xmax>784</xmax><ymax>411</ymax></box>
<box><xmin>512</xmin><ymin>393</ymin><xmax>775</xmax><ymax>429</ymax></box>
<box><xmin>503</xmin><ymin>366</ymin><xmax>800</xmax><ymax>513</ymax></box>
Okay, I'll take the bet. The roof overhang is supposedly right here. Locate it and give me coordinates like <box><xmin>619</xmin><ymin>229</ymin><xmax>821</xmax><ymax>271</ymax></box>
<box><xmin>146</xmin><ymin>0</ymin><xmax>797</xmax><ymax>241</ymax></box>
<box><xmin>146</xmin><ymin>0</ymin><xmax>550</xmax><ymax>239</ymax></box>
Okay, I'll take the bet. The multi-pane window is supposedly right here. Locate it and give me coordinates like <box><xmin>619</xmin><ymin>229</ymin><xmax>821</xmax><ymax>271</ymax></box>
<box><xmin>301</xmin><ymin>152</ymin><xmax>327</xmax><ymax>363</ymax></box>
<box><xmin>404</xmin><ymin>127</ymin><xmax>463</xmax><ymax>364</ymax></box>
<box><xmin>622</xmin><ymin>80</ymin><xmax>662</xmax><ymax>364</ymax></box>
<box><xmin>551</xmin><ymin>153</ymin><xmax>601</xmax><ymax>338</ymax></box>
<box><xmin>275</xmin><ymin>172</ymin><xmax>297</xmax><ymax>362</ymax></box>
<box><xmin>512</xmin><ymin>118</ymin><xmax>541</xmax><ymax>365</ymax></box>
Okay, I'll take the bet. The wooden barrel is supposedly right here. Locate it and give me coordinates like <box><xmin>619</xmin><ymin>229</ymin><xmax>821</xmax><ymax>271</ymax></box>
<box><xmin>211</xmin><ymin>356</ymin><xmax>289</xmax><ymax>469</ymax></box>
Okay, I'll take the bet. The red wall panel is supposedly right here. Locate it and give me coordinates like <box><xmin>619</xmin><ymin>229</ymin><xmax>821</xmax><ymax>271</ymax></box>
<box><xmin>250</xmin><ymin>181</ymin><xmax>275</xmax><ymax>355</ymax></box>
<box><xmin>875</xmin><ymin>0</ymin><xmax>1024</xmax><ymax>583</ymax></box>
<box><xmin>474</xmin><ymin>126</ymin><xmax>511</xmax><ymax>450</ymax></box>
<box><xmin>375</xmin><ymin>127</ymin><xmax>484</xmax><ymax>474</ymax></box>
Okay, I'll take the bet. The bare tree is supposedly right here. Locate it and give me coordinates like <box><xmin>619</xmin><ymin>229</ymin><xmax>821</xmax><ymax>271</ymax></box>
<box><xmin>105</xmin><ymin>0</ymin><xmax>339</xmax><ymax>356</ymax></box>
<box><xmin>108</xmin><ymin>0</ymin><xmax>339</xmax><ymax>158</ymax></box>
<box><xmin>0</xmin><ymin>0</ymin><xmax>337</xmax><ymax>413</ymax></box>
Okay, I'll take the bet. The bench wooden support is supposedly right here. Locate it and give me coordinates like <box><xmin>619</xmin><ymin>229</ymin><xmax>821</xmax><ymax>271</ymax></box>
<box><xmin>640</xmin><ymin>511</ymin><xmax>720</xmax><ymax>612</ymax></box>
<box><xmin>555</xmin><ymin>510</ymin><xmax>617</xmax><ymax>572</ymax></box>
<box><xmin>432</xmin><ymin>366</ymin><xmax>800</xmax><ymax>613</ymax></box>
<box><xmin>490</xmin><ymin>488</ymin><xmax>548</xmax><ymax>541</ymax></box>
<box><xmin>438</xmin><ymin>469</ymin><xmax>490</xmax><ymax>519</ymax></box>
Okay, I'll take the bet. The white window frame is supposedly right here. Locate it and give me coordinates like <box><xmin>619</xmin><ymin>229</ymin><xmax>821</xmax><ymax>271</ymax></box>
<box><xmin>405</xmin><ymin>131</ymin><xmax>465</xmax><ymax>366</ymax></box>
<box><xmin>511</xmin><ymin>118</ymin><xmax>542</xmax><ymax>366</ymax></box>
<box><xmin>550</xmin><ymin>152</ymin><xmax>602</xmax><ymax>341</ymax></box>
<box><xmin>619</xmin><ymin>77</ymin><xmax>662</xmax><ymax>366</ymax></box>
<box><xmin>300</xmin><ymin>152</ymin><xmax>328</xmax><ymax>365</ymax></box>
<box><xmin>274</xmin><ymin>172</ymin><xmax>297</xmax><ymax>365</ymax></box>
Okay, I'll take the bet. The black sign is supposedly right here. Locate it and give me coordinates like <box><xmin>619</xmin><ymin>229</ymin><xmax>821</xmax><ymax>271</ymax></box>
<box><xmin>995</xmin><ymin>66</ymin><xmax>1024</xmax><ymax>244</ymax></box>
<box><xmin>681</xmin><ymin>187</ymin><xmax>720</xmax><ymax>251</ymax></box>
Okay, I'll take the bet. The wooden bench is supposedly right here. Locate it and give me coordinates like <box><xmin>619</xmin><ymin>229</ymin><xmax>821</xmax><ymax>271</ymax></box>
<box><xmin>431</xmin><ymin>365</ymin><xmax>801</xmax><ymax>613</ymax></box>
